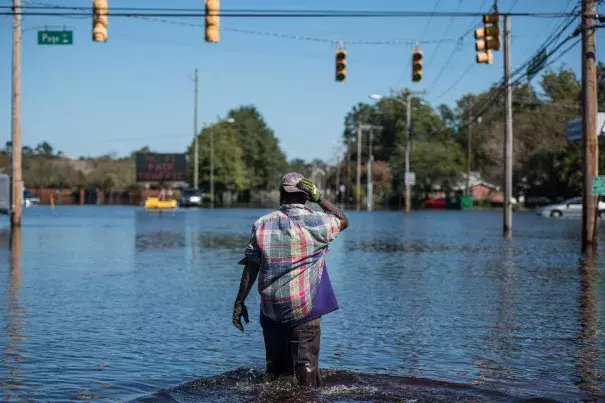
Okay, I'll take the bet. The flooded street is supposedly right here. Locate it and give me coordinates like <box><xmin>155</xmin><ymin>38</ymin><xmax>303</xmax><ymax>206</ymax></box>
<box><xmin>1</xmin><ymin>207</ymin><xmax>605</xmax><ymax>401</ymax></box>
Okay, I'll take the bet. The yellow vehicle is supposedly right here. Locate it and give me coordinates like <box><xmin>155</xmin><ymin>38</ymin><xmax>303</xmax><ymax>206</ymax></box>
<box><xmin>144</xmin><ymin>197</ymin><xmax>177</xmax><ymax>210</ymax></box>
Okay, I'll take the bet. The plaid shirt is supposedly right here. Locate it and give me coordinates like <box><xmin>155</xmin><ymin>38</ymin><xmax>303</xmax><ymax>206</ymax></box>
<box><xmin>243</xmin><ymin>204</ymin><xmax>342</xmax><ymax>325</ymax></box>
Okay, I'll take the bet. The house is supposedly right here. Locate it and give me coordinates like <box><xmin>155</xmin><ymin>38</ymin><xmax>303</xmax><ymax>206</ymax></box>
<box><xmin>426</xmin><ymin>172</ymin><xmax>504</xmax><ymax>204</ymax></box>
<box><xmin>454</xmin><ymin>172</ymin><xmax>504</xmax><ymax>204</ymax></box>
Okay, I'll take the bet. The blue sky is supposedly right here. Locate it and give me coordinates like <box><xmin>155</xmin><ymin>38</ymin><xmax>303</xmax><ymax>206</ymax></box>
<box><xmin>0</xmin><ymin>0</ymin><xmax>602</xmax><ymax>163</ymax></box>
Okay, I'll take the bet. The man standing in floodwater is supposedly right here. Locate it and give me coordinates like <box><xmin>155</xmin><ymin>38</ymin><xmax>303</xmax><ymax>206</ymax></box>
<box><xmin>232</xmin><ymin>172</ymin><xmax>349</xmax><ymax>387</ymax></box>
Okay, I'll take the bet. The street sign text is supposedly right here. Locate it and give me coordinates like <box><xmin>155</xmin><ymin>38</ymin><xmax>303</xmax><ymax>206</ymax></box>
<box><xmin>38</xmin><ymin>31</ymin><xmax>74</xmax><ymax>45</ymax></box>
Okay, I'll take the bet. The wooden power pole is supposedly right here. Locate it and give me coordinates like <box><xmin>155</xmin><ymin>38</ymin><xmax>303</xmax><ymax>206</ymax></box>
<box><xmin>193</xmin><ymin>69</ymin><xmax>199</xmax><ymax>189</ymax></box>
<box><xmin>356</xmin><ymin>125</ymin><xmax>362</xmax><ymax>211</ymax></box>
<box><xmin>503</xmin><ymin>15</ymin><xmax>513</xmax><ymax>239</ymax></box>
<box><xmin>581</xmin><ymin>0</ymin><xmax>599</xmax><ymax>254</ymax></box>
<box><xmin>466</xmin><ymin>101</ymin><xmax>473</xmax><ymax>196</ymax></box>
<box><xmin>11</xmin><ymin>0</ymin><xmax>23</xmax><ymax>227</ymax></box>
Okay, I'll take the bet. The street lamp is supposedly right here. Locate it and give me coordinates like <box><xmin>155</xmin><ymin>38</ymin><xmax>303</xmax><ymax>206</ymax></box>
<box><xmin>368</xmin><ymin>92</ymin><xmax>425</xmax><ymax>214</ymax></box>
<box><xmin>209</xmin><ymin>117</ymin><xmax>235</xmax><ymax>208</ymax></box>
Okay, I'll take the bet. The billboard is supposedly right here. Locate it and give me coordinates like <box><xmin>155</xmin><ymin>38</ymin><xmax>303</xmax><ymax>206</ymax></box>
<box><xmin>567</xmin><ymin>113</ymin><xmax>605</xmax><ymax>142</ymax></box>
<box><xmin>135</xmin><ymin>153</ymin><xmax>187</xmax><ymax>182</ymax></box>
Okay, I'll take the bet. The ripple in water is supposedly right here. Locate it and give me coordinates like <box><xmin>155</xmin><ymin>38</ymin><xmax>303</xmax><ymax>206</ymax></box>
<box><xmin>133</xmin><ymin>368</ymin><xmax>576</xmax><ymax>402</ymax></box>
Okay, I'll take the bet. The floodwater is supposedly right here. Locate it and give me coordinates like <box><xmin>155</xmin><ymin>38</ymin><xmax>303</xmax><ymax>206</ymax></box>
<box><xmin>1</xmin><ymin>206</ymin><xmax>605</xmax><ymax>402</ymax></box>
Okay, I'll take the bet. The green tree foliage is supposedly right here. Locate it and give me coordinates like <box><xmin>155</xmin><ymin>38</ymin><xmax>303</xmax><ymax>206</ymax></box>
<box><xmin>0</xmin><ymin>143</ymin><xmax>137</xmax><ymax>190</ymax></box>
<box><xmin>228</xmin><ymin>105</ymin><xmax>288</xmax><ymax>191</ymax></box>
<box><xmin>192</xmin><ymin>121</ymin><xmax>247</xmax><ymax>193</ymax></box>
<box><xmin>340</xmin><ymin>66</ymin><xmax>604</xmax><ymax>205</ymax></box>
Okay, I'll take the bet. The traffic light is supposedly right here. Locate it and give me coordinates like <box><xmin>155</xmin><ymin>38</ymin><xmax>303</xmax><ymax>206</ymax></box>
<box><xmin>205</xmin><ymin>0</ymin><xmax>220</xmax><ymax>43</ymax></box>
<box><xmin>412</xmin><ymin>49</ymin><xmax>423</xmax><ymax>82</ymax></box>
<box><xmin>335</xmin><ymin>49</ymin><xmax>347</xmax><ymax>82</ymax></box>
<box><xmin>92</xmin><ymin>0</ymin><xmax>108</xmax><ymax>42</ymax></box>
<box><xmin>475</xmin><ymin>13</ymin><xmax>500</xmax><ymax>64</ymax></box>
<box><xmin>476</xmin><ymin>50</ymin><xmax>494</xmax><ymax>64</ymax></box>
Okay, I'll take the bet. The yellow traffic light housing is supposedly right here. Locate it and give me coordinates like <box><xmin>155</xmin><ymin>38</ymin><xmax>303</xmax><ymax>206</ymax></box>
<box><xmin>476</xmin><ymin>50</ymin><xmax>494</xmax><ymax>64</ymax></box>
<box><xmin>475</xmin><ymin>13</ymin><xmax>500</xmax><ymax>64</ymax></box>
<box><xmin>205</xmin><ymin>0</ymin><xmax>220</xmax><ymax>43</ymax></box>
<box><xmin>335</xmin><ymin>49</ymin><xmax>347</xmax><ymax>82</ymax></box>
<box><xmin>92</xmin><ymin>0</ymin><xmax>108</xmax><ymax>42</ymax></box>
<box><xmin>412</xmin><ymin>49</ymin><xmax>423</xmax><ymax>82</ymax></box>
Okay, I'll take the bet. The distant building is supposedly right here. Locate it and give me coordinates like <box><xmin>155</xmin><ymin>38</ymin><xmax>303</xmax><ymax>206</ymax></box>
<box><xmin>453</xmin><ymin>172</ymin><xmax>504</xmax><ymax>204</ymax></box>
<box><xmin>425</xmin><ymin>172</ymin><xmax>504</xmax><ymax>204</ymax></box>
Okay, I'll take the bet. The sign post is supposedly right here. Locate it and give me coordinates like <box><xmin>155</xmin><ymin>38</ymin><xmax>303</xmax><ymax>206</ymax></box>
<box><xmin>405</xmin><ymin>172</ymin><xmax>416</xmax><ymax>186</ymax></box>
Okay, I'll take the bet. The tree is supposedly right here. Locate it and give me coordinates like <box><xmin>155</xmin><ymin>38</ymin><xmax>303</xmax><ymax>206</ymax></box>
<box><xmin>541</xmin><ymin>67</ymin><xmax>581</xmax><ymax>103</ymax></box>
<box><xmin>192</xmin><ymin>121</ymin><xmax>248</xmax><ymax>194</ymax></box>
<box><xmin>228</xmin><ymin>105</ymin><xmax>288</xmax><ymax>191</ymax></box>
<box><xmin>35</xmin><ymin>141</ymin><xmax>54</xmax><ymax>157</ymax></box>
<box><xmin>403</xmin><ymin>140</ymin><xmax>464</xmax><ymax>199</ymax></box>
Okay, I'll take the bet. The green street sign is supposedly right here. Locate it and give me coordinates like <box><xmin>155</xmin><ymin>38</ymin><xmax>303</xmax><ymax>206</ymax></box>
<box><xmin>592</xmin><ymin>176</ymin><xmax>605</xmax><ymax>196</ymax></box>
<box><xmin>38</xmin><ymin>30</ymin><xmax>73</xmax><ymax>45</ymax></box>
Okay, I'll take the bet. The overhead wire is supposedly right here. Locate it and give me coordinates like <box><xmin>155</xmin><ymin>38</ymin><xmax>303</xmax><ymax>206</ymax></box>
<box><xmin>425</xmin><ymin>0</ymin><xmax>490</xmax><ymax>96</ymax></box>
<box><xmin>17</xmin><ymin>0</ymin><xmax>480</xmax><ymax>46</ymax></box>
<box><xmin>456</xmin><ymin>34</ymin><xmax>581</xmax><ymax>134</ymax></box>
<box><xmin>0</xmin><ymin>5</ymin><xmax>585</xmax><ymax>18</ymax></box>
<box><xmin>448</xmin><ymin>2</ymin><xmax>581</xmax><ymax>122</ymax></box>
<box><xmin>425</xmin><ymin>0</ymin><xmax>464</xmax><ymax>67</ymax></box>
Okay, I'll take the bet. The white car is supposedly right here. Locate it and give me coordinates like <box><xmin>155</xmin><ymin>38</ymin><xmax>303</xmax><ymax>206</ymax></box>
<box><xmin>537</xmin><ymin>197</ymin><xmax>605</xmax><ymax>218</ymax></box>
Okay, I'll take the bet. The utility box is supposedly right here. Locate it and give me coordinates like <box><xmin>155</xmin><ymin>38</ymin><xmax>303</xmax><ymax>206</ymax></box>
<box><xmin>460</xmin><ymin>195</ymin><xmax>473</xmax><ymax>210</ymax></box>
<box><xmin>446</xmin><ymin>195</ymin><xmax>473</xmax><ymax>210</ymax></box>
<box><xmin>0</xmin><ymin>174</ymin><xmax>9</xmax><ymax>214</ymax></box>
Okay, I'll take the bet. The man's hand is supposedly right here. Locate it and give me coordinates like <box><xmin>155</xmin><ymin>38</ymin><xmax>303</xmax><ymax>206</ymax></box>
<box><xmin>296</xmin><ymin>178</ymin><xmax>322</xmax><ymax>203</ymax></box>
<box><xmin>232</xmin><ymin>301</ymin><xmax>249</xmax><ymax>332</ymax></box>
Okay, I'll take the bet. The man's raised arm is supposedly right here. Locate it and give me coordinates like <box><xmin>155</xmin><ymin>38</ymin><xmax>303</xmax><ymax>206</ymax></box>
<box><xmin>296</xmin><ymin>178</ymin><xmax>349</xmax><ymax>231</ymax></box>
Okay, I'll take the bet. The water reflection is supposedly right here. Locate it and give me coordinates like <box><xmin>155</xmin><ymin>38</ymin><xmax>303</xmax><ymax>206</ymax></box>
<box><xmin>135</xmin><ymin>231</ymin><xmax>186</xmax><ymax>251</ymax></box>
<box><xmin>1</xmin><ymin>227</ymin><xmax>27</xmax><ymax>400</ymax></box>
<box><xmin>197</xmin><ymin>233</ymin><xmax>249</xmax><ymax>251</ymax></box>
<box><xmin>575</xmin><ymin>252</ymin><xmax>601</xmax><ymax>394</ymax></box>
<box><xmin>473</xmin><ymin>244</ymin><xmax>517</xmax><ymax>387</ymax></box>
<box><xmin>134</xmin><ymin>210</ymin><xmax>187</xmax><ymax>252</ymax></box>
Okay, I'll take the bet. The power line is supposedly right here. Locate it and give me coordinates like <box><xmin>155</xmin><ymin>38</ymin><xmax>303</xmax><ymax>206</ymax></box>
<box><xmin>0</xmin><ymin>7</ymin><xmax>586</xmax><ymax>18</ymax></box>
<box><xmin>420</xmin><ymin>0</ymin><xmax>443</xmax><ymax>42</ymax></box>
<box><xmin>432</xmin><ymin>62</ymin><xmax>476</xmax><ymax>101</ymax></box>
<box><xmin>425</xmin><ymin>0</ymin><xmax>463</xmax><ymax>67</ymax></box>
<box><xmin>508</xmin><ymin>0</ymin><xmax>520</xmax><ymax>13</ymax></box>
<box><xmin>12</xmin><ymin>1</ymin><xmax>500</xmax><ymax>47</ymax></box>
<box><xmin>425</xmin><ymin>0</ymin><xmax>490</xmax><ymax>94</ymax></box>
<box><xmin>456</xmin><ymin>35</ymin><xmax>581</xmax><ymax>133</ymax></box>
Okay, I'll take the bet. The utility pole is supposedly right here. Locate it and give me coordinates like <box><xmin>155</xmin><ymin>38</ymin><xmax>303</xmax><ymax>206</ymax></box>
<box><xmin>335</xmin><ymin>158</ymin><xmax>341</xmax><ymax>204</ymax></box>
<box><xmin>581</xmin><ymin>0</ymin><xmax>599</xmax><ymax>254</ymax></box>
<box><xmin>503</xmin><ymin>15</ymin><xmax>513</xmax><ymax>239</ymax></box>
<box><xmin>404</xmin><ymin>95</ymin><xmax>412</xmax><ymax>214</ymax></box>
<box><xmin>367</xmin><ymin>127</ymin><xmax>374</xmax><ymax>211</ymax></box>
<box><xmin>210</xmin><ymin>125</ymin><xmax>215</xmax><ymax>209</ymax></box>
<box><xmin>193</xmin><ymin>69</ymin><xmax>199</xmax><ymax>190</ymax></box>
<box><xmin>466</xmin><ymin>101</ymin><xmax>473</xmax><ymax>196</ymax></box>
<box><xmin>11</xmin><ymin>0</ymin><xmax>22</xmax><ymax>228</ymax></box>
<box><xmin>356</xmin><ymin>125</ymin><xmax>362</xmax><ymax>211</ymax></box>
<box><xmin>346</xmin><ymin>131</ymin><xmax>352</xmax><ymax>204</ymax></box>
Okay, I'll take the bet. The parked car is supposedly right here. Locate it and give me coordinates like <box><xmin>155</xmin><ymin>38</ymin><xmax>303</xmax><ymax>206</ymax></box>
<box><xmin>179</xmin><ymin>188</ymin><xmax>203</xmax><ymax>207</ymax></box>
<box><xmin>537</xmin><ymin>197</ymin><xmax>605</xmax><ymax>218</ymax></box>
<box><xmin>424</xmin><ymin>198</ymin><xmax>447</xmax><ymax>209</ymax></box>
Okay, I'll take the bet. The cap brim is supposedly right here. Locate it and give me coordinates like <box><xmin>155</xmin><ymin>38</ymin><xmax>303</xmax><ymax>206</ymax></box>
<box><xmin>282</xmin><ymin>185</ymin><xmax>305</xmax><ymax>193</ymax></box>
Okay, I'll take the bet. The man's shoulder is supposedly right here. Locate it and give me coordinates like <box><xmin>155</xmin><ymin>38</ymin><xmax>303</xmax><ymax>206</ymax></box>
<box><xmin>252</xmin><ymin>210</ymin><xmax>284</xmax><ymax>228</ymax></box>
